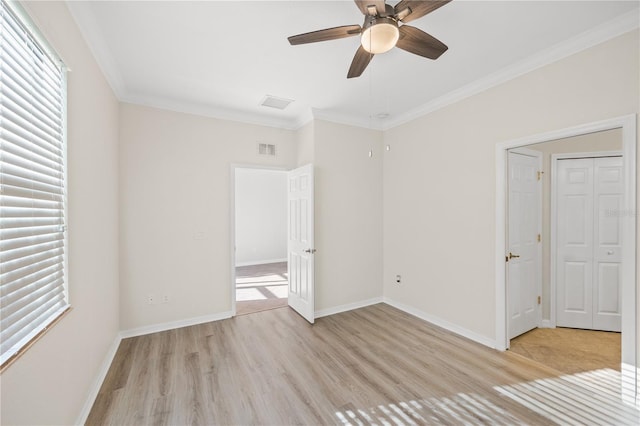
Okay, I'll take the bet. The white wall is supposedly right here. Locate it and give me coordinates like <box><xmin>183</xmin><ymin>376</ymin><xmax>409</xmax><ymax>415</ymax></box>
<box><xmin>528</xmin><ymin>129</ymin><xmax>623</xmax><ymax>320</ymax></box>
<box><xmin>235</xmin><ymin>168</ymin><xmax>287</xmax><ymax>266</ymax></box>
<box><xmin>313</xmin><ymin>120</ymin><xmax>384</xmax><ymax>312</ymax></box>
<box><xmin>383</xmin><ymin>30</ymin><xmax>639</xmax><ymax>343</ymax></box>
<box><xmin>0</xmin><ymin>1</ymin><xmax>120</xmax><ymax>424</ymax></box>
<box><xmin>296</xmin><ymin>120</ymin><xmax>314</xmax><ymax>167</ymax></box>
<box><xmin>119</xmin><ymin>103</ymin><xmax>297</xmax><ymax>331</ymax></box>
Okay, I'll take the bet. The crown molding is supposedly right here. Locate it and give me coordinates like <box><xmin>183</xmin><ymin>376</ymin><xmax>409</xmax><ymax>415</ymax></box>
<box><xmin>66</xmin><ymin>1</ymin><xmax>126</xmax><ymax>99</ymax></box>
<box><xmin>122</xmin><ymin>93</ymin><xmax>305</xmax><ymax>131</ymax></box>
<box><xmin>311</xmin><ymin>108</ymin><xmax>386</xmax><ymax>131</ymax></box>
<box><xmin>68</xmin><ymin>1</ymin><xmax>638</xmax><ymax>133</ymax></box>
<box><xmin>381</xmin><ymin>9</ymin><xmax>640</xmax><ymax>131</ymax></box>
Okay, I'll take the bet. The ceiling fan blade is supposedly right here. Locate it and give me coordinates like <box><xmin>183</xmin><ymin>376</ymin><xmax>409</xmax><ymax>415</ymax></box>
<box><xmin>347</xmin><ymin>45</ymin><xmax>374</xmax><ymax>78</ymax></box>
<box><xmin>396</xmin><ymin>25</ymin><xmax>448</xmax><ymax>59</ymax></box>
<box><xmin>288</xmin><ymin>25</ymin><xmax>361</xmax><ymax>45</ymax></box>
<box><xmin>394</xmin><ymin>0</ymin><xmax>451</xmax><ymax>23</ymax></box>
<box><xmin>354</xmin><ymin>0</ymin><xmax>386</xmax><ymax>16</ymax></box>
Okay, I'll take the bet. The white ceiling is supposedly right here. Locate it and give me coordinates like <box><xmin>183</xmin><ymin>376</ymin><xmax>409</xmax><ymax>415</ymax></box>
<box><xmin>66</xmin><ymin>1</ymin><xmax>639</xmax><ymax>130</ymax></box>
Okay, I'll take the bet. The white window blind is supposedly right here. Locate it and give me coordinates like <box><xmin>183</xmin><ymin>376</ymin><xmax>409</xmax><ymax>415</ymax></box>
<box><xmin>1</xmin><ymin>0</ymin><xmax>68</xmax><ymax>367</ymax></box>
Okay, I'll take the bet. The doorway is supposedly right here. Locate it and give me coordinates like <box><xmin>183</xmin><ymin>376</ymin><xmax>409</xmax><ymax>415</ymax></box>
<box><xmin>495</xmin><ymin>115</ymin><xmax>637</xmax><ymax>403</ymax></box>
<box><xmin>508</xmin><ymin>133</ymin><xmax>623</xmax><ymax>373</ymax></box>
<box><xmin>233</xmin><ymin>167</ymin><xmax>288</xmax><ymax>316</ymax></box>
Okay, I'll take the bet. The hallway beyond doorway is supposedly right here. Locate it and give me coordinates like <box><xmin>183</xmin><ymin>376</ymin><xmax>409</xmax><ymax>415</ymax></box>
<box><xmin>236</xmin><ymin>262</ymin><xmax>288</xmax><ymax>315</ymax></box>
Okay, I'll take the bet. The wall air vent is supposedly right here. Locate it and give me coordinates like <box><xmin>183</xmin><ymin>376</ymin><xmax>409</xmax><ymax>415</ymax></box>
<box><xmin>260</xmin><ymin>95</ymin><xmax>294</xmax><ymax>110</ymax></box>
<box><xmin>258</xmin><ymin>143</ymin><xmax>276</xmax><ymax>156</ymax></box>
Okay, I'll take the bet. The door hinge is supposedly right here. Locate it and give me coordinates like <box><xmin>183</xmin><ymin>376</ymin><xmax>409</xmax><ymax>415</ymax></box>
<box><xmin>537</xmin><ymin>171</ymin><xmax>544</xmax><ymax>181</ymax></box>
<box><xmin>537</xmin><ymin>233</ymin><xmax>541</xmax><ymax>242</ymax></box>
<box><xmin>537</xmin><ymin>296</ymin><xmax>541</xmax><ymax>305</ymax></box>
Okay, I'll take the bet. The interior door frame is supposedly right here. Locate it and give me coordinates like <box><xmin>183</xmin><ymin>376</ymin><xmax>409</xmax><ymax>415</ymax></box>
<box><xmin>507</xmin><ymin>147</ymin><xmax>543</xmax><ymax>337</ymax></box>
<box><xmin>229</xmin><ymin>163</ymin><xmax>289</xmax><ymax>317</ymax></box>
<box><xmin>495</xmin><ymin>114</ymin><xmax>637</xmax><ymax>403</ymax></box>
<box><xmin>550</xmin><ymin>150</ymin><xmax>624</xmax><ymax>329</ymax></box>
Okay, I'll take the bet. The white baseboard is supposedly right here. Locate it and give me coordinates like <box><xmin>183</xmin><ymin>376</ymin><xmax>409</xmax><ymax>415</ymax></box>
<box><xmin>76</xmin><ymin>311</ymin><xmax>234</xmax><ymax>423</ymax></box>
<box><xmin>315</xmin><ymin>297</ymin><xmax>383</xmax><ymax>318</ymax></box>
<box><xmin>75</xmin><ymin>333</ymin><xmax>122</xmax><ymax>425</ymax></box>
<box><xmin>540</xmin><ymin>319</ymin><xmax>554</xmax><ymax>328</ymax></box>
<box><xmin>383</xmin><ymin>297</ymin><xmax>496</xmax><ymax>349</ymax></box>
<box><xmin>120</xmin><ymin>311</ymin><xmax>233</xmax><ymax>339</ymax></box>
<box><xmin>235</xmin><ymin>258</ymin><xmax>287</xmax><ymax>267</ymax></box>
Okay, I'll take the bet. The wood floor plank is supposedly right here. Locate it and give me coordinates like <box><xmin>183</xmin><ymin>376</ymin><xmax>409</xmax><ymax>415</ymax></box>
<box><xmin>87</xmin><ymin>304</ymin><xmax>638</xmax><ymax>425</ymax></box>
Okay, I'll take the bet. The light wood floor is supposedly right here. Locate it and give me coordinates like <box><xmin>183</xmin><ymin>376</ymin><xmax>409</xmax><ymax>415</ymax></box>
<box><xmin>510</xmin><ymin>327</ymin><xmax>621</xmax><ymax>375</ymax></box>
<box><xmin>236</xmin><ymin>262</ymin><xmax>287</xmax><ymax>316</ymax></box>
<box><xmin>87</xmin><ymin>304</ymin><xmax>639</xmax><ymax>425</ymax></box>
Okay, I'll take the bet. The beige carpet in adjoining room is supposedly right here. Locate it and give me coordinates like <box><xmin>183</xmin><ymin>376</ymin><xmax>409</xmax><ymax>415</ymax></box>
<box><xmin>510</xmin><ymin>327</ymin><xmax>620</xmax><ymax>375</ymax></box>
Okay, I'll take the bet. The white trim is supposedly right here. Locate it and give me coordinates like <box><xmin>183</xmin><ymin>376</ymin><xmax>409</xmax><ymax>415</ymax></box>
<box><xmin>230</xmin><ymin>164</ymin><xmax>290</xmax><ymax>318</ymax></box>
<box><xmin>311</xmin><ymin>109</ymin><xmax>386</xmax><ymax>132</ymax></box>
<box><xmin>549</xmin><ymin>150</ymin><xmax>623</xmax><ymax>331</ymax></box>
<box><xmin>121</xmin><ymin>95</ymin><xmax>307</xmax><ymax>131</ymax></box>
<box><xmin>65</xmin><ymin>1</ymin><xmax>125</xmax><ymax>97</ymax></box>
<box><xmin>495</xmin><ymin>114</ymin><xmax>637</xmax><ymax>401</ymax></box>
<box><xmin>540</xmin><ymin>320</ymin><xmax>554</xmax><ymax>329</ymax></box>
<box><xmin>75</xmin><ymin>333</ymin><xmax>122</xmax><ymax>425</ymax></box>
<box><xmin>383</xmin><ymin>298</ymin><xmax>496</xmax><ymax>349</ymax></box>
<box><xmin>230</xmin><ymin>165</ymin><xmax>237</xmax><ymax>317</ymax></box>
<box><xmin>383</xmin><ymin>10</ymin><xmax>639</xmax><ymax>131</ymax></box>
<box><xmin>621</xmin><ymin>363</ymin><xmax>640</xmax><ymax>405</ymax></box>
<box><xmin>551</xmin><ymin>151</ymin><xmax>623</xmax><ymax>161</ymax></box>
<box><xmin>67</xmin><ymin>2</ymin><xmax>638</xmax><ymax>132</ymax></box>
<box><xmin>315</xmin><ymin>297</ymin><xmax>383</xmax><ymax>319</ymax></box>
<box><xmin>235</xmin><ymin>258</ymin><xmax>287</xmax><ymax>267</ymax></box>
<box><xmin>120</xmin><ymin>311</ymin><xmax>233</xmax><ymax>339</ymax></box>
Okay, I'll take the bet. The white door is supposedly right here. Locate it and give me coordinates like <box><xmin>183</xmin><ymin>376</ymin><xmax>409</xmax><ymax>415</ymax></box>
<box><xmin>556</xmin><ymin>156</ymin><xmax>623</xmax><ymax>332</ymax></box>
<box><xmin>287</xmin><ymin>164</ymin><xmax>315</xmax><ymax>323</ymax></box>
<box><xmin>593</xmin><ymin>157</ymin><xmax>623</xmax><ymax>331</ymax></box>
<box><xmin>507</xmin><ymin>150</ymin><xmax>542</xmax><ymax>339</ymax></box>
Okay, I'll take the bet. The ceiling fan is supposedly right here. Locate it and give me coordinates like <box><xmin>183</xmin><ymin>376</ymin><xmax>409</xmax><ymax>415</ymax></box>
<box><xmin>288</xmin><ymin>0</ymin><xmax>451</xmax><ymax>78</ymax></box>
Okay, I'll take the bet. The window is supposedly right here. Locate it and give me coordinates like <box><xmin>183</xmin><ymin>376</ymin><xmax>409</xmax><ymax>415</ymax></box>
<box><xmin>1</xmin><ymin>0</ymin><xmax>69</xmax><ymax>369</ymax></box>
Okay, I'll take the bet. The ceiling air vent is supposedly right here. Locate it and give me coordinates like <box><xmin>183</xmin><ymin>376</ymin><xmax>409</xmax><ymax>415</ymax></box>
<box><xmin>258</xmin><ymin>143</ymin><xmax>276</xmax><ymax>156</ymax></box>
<box><xmin>260</xmin><ymin>95</ymin><xmax>294</xmax><ymax>110</ymax></box>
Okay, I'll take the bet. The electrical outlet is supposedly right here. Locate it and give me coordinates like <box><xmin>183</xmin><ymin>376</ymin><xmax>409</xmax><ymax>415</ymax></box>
<box><xmin>395</xmin><ymin>274</ymin><xmax>402</xmax><ymax>284</ymax></box>
<box><xmin>162</xmin><ymin>294</ymin><xmax>170</xmax><ymax>304</ymax></box>
<box><xmin>147</xmin><ymin>294</ymin><xmax>155</xmax><ymax>305</ymax></box>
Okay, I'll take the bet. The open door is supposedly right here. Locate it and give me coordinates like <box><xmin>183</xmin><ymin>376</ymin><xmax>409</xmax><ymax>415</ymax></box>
<box><xmin>287</xmin><ymin>164</ymin><xmax>315</xmax><ymax>323</ymax></box>
<box><xmin>507</xmin><ymin>149</ymin><xmax>542</xmax><ymax>339</ymax></box>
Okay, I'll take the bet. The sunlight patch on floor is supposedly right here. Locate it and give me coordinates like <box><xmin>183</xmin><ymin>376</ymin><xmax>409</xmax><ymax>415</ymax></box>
<box><xmin>236</xmin><ymin>274</ymin><xmax>287</xmax><ymax>285</ymax></box>
<box><xmin>335</xmin><ymin>393</ymin><xmax>522</xmax><ymax>425</ymax></box>
<box><xmin>494</xmin><ymin>368</ymin><xmax>639</xmax><ymax>425</ymax></box>
<box><xmin>334</xmin><ymin>368</ymin><xmax>639</xmax><ymax>425</ymax></box>
<box><xmin>236</xmin><ymin>288</ymin><xmax>268</xmax><ymax>301</ymax></box>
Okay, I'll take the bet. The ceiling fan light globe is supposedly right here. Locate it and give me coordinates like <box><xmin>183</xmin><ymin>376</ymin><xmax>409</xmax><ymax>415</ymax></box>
<box><xmin>361</xmin><ymin>22</ymin><xmax>399</xmax><ymax>54</ymax></box>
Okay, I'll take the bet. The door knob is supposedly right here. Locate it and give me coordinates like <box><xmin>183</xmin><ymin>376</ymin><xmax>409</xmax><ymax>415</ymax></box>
<box><xmin>304</xmin><ymin>248</ymin><xmax>316</xmax><ymax>254</ymax></box>
<box><xmin>607</xmin><ymin>250</ymin><xmax>614</xmax><ymax>255</ymax></box>
<box><xmin>508</xmin><ymin>252</ymin><xmax>520</xmax><ymax>260</ymax></box>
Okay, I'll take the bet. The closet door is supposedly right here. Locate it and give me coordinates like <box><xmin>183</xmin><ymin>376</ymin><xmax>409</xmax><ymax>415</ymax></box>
<box><xmin>592</xmin><ymin>157</ymin><xmax>623</xmax><ymax>331</ymax></box>
<box><xmin>556</xmin><ymin>156</ymin><xmax>622</xmax><ymax>332</ymax></box>
<box><xmin>556</xmin><ymin>158</ymin><xmax>594</xmax><ymax>329</ymax></box>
